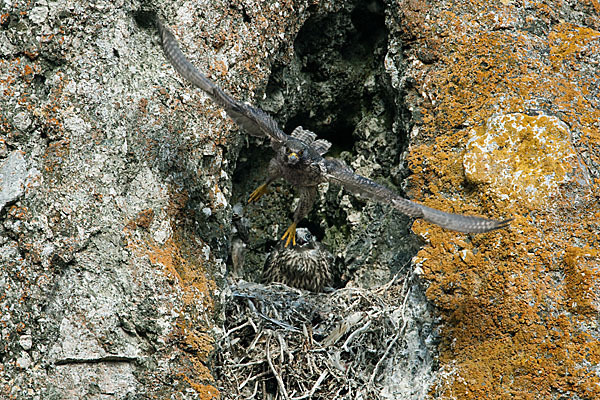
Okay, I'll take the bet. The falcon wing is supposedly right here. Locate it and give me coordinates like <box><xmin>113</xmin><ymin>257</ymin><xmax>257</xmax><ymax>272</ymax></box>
<box><xmin>323</xmin><ymin>158</ymin><xmax>511</xmax><ymax>233</ymax></box>
<box><xmin>156</xmin><ymin>19</ymin><xmax>288</xmax><ymax>149</ymax></box>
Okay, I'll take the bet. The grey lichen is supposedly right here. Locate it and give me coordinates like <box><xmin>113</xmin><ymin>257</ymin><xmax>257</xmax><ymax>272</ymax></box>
<box><xmin>0</xmin><ymin>151</ymin><xmax>28</xmax><ymax>212</ymax></box>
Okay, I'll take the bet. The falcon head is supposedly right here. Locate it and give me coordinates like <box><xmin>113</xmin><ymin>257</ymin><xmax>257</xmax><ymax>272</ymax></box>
<box><xmin>282</xmin><ymin>126</ymin><xmax>332</xmax><ymax>165</ymax></box>
<box><xmin>283</xmin><ymin>138</ymin><xmax>308</xmax><ymax>166</ymax></box>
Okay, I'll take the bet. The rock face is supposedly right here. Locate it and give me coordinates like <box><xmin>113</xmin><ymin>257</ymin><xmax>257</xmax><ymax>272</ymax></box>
<box><xmin>394</xmin><ymin>0</ymin><xmax>600</xmax><ymax>398</ymax></box>
<box><xmin>0</xmin><ymin>0</ymin><xmax>319</xmax><ymax>398</ymax></box>
<box><xmin>1</xmin><ymin>0</ymin><xmax>599</xmax><ymax>399</ymax></box>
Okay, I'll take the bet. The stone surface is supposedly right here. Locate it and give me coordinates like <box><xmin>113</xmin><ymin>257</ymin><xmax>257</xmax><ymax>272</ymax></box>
<box><xmin>1</xmin><ymin>0</ymin><xmax>598</xmax><ymax>399</ymax></box>
<box><xmin>463</xmin><ymin>112</ymin><xmax>588</xmax><ymax>205</ymax></box>
<box><xmin>392</xmin><ymin>0</ymin><xmax>600</xmax><ymax>398</ymax></box>
<box><xmin>0</xmin><ymin>0</ymin><xmax>319</xmax><ymax>398</ymax></box>
<box><xmin>0</xmin><ymin>150</ymin><xmax>28</xmax><ymax>212</ymax></box>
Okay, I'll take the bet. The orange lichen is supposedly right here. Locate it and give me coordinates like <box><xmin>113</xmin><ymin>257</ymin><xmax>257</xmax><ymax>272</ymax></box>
<box><xmin>564</xmin><ymin>246</ymin><xmax>600</xmax><ymax>315</ymax></box>
<box><xmin>7</xmin><ymin>205</ymin><xmax>30</xmax><ymax>220</ymax></box>
<box><xmin>125</xmin><ymin>185</ymin><xmax>217</xmax><ymax>392</ymax></box>
<box><xmin>210</xmin><ymin>59</ymin><xmax>229</xmax><ymax>78</ymax></box>
<box><xmin>184</xmin><ymin>381</ymin><xmax>220</xmax><ymax>400</ymax></box>
<box><xmin>135</xmin><ymin>208</ymin><xmax>155</xmax><ymax>229</ymax></box>
<box><xmin>396</xmin><ymin>1</ymin><xmax>600</xmax><ymax>398</ymax></box>
<box><xmin>127</xmin><ymin>234</ymin><xmax>215</xmax><ymax>307</ymax></box>
<box><xmin>549</xmin><ymin>24</ymin><xmax>600</xmax><ymax>62</ymax></box>
<box><xmin>138</xmin><ymin>98</ymin><xmax>148</xmax><ymax>114</ymax></box>
<box><xmin>126</xmin><ymin>231</ymin><xmax>218</xmax><ymax>396</ymax></box>
<box><xmin>463</xmin><ymin>113</ymin><xmax>583</xmax><ymax>206</ymax></box>
<box><xmin>176</xmin><ymin>322</ymin><xmax>215</xmax><ymax>360</ymax></box>
<box><xmin>43</xmin><ymin>139</ymin><xmax>70</xmax><ymax>173</ymax></box>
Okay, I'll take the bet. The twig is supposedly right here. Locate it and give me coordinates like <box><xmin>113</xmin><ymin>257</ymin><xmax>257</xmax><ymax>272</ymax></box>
<box><xmin>239</xmin><ymin>370</ymin><xmax>270</xmax><ymax>391</ymax></box>
<box><xmin>368</xmin><ymin>330</ymin><xmax>401</xmax><ymax>387</ymax></box>
<box><xmin>247</xmin><ymin>315</ymin><xmax>258</xmax><ymax>332</ymax></box>
<box><xmin>278</xmin><ymin>332</ymin><xmax>295</xmax><ymax>366</ymax></box>
<box><xmin>258</xmin><ymin>312</ymin><xmax>303</xmax><ymax>332</ymax></box>
<box><xmin>230</xmin><ymin>360</ymin><xmax>266</xmax><ymax>369</ymax></box>
<box><xmin>277</xmin><ymin>332</ymin><xmax>286</xmax><ymax>363</ymax></box>
<box><xmin>267</xmin><ymin>335</ymin><xmax>289</xmax><ymax>400</ymax></box>
<box><xmin>250</xmin><ymin>379</ymin><xmax>258</xmax><ymax>399</ymax></box>
<box><xmin>368</xmin><ymin>272</ymin><xmax>413</xmax><ymax>386</ymax></box>
<box><xmin>342</xmin><ymin>319</ymin><xmax>371</xmax><ymax>352</ymax></box>
<box><xmin>223</xmin><ymin>319</ymin><xmax>252</xmax><ymax>339</ymax></box>
<box><xmin>248</xmin><ymin>329</ymin><xmax>264</xmax><ymax>352</ymax></box>
<box><xmin>291</xmin><ymin>370</ymin><xmax>329</xmax><ymax>399</ymax></box>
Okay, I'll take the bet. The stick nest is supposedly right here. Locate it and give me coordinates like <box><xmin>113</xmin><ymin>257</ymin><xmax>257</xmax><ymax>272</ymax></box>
<box><xmin>214</xmin><ymin>269</ymin><xmax>418</xmax><ymax>399</ymax></box>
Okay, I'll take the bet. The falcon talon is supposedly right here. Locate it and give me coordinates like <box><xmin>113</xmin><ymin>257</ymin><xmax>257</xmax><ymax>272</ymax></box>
<box><xmin>281</xmin><ymin>222</ymin><xmax>297</xmax><ymax>248</ymax></box>
<box><xmin>248</xmin><ymin>183</ymin><xmax>268</xmax><ymax>203</ymax></box>
<box><xmin>156</xmin><ymin>19</ymin><xmax>512</xmax><ymax>240</ymax></box>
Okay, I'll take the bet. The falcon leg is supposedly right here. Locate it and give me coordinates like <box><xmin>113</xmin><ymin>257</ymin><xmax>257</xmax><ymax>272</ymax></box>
<box><xmin>248</xmin><ymin>183</ymin><xmax>269</xmax><ymax>203</ymax></box>
<box><xmin>281</xmin><ymin>186</ymin><xmax>317</xmax><ymax>247</ymax></box>
<box><xmin>248</xmin><ymin>158</ymin><xmax>282</xmax><ymax>203</ymax></box>
<box><xmin>281</xmin><ymin>222</ymin><xmax>297</xmax><ymax>247</ymax></box>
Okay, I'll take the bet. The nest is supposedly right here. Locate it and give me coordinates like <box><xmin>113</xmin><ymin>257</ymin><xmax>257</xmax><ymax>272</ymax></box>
<box><xmin>214</xmin><ymin>266</ymin><xmax>426</xmax><ymax>399</ymax></box>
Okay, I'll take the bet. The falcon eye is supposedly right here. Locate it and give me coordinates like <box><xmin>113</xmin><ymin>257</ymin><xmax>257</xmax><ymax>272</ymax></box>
<box><xmin>298</xmin><ymin>149</ymin><xmax>304</xmax><ymax>156</ymax></box>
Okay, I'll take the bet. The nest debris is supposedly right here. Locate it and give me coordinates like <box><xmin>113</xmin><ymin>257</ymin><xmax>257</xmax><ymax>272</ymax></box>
<box><xmin>214</xmin><ymin>267</ymin><xmax>419</xmax><ymax>399</ymax></box>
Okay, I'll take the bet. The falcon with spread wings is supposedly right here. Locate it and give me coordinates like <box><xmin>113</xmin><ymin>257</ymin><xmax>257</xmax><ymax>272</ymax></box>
<box><xmin>156</xmin><ymin>19</ymin><xmax>511</xmax><ymax>247</ymax></box>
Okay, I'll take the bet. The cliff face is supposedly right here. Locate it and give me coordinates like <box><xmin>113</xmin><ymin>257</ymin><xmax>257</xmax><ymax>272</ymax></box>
<box><xmin>1</xmin><ymin>0</ymin><xmax>599</xmax><ymax>399</ymax></box>
<box><xmin>0</xmin><ymin>0</ymin><xmax>321</xmax><ymax>398</ymax></box>
<box><xmin>391</xmin><ymin>0</ymin><xmax>600</xmax><ymax>398</ymax></box>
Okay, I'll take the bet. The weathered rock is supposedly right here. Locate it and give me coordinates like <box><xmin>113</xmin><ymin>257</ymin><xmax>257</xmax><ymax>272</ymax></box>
<box><xmin>0</xmin><ymin>0</ymin><xmax>322</xmax><ymax>398</ymax></box>
<box><xmin>0</xmin><ymin>150</ymin><xmax>28</xmax><ymax>212</ymax></box>
<box><xmin>463</xmin><ymin>112</ymin><xmax>588</xmax><ymax>206</ymax></box>
<box><xmin>393</xmin><ymin>0</ymin><xmax>600</xmax><ymax>398</ymax></box>
<box><xmin>2</xmin><ymin>0</ymin><xmax>598</xmax><ymax>399</ymax></box>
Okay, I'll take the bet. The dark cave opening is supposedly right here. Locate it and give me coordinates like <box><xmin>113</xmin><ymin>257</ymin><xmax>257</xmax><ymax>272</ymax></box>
<box><xmin>230</xmin><ymin>0</ymin><xmax>416</xmax><ymax>282</ymax></box>
<box><xmin>220</xmin><ymin>4</ymin><xmax>437</xmax><ymax>395</ymax></box>
<box><xmin>261</xmin><ymin>0</ymin><xmax>391</xmax><ymax>157</ymax></box>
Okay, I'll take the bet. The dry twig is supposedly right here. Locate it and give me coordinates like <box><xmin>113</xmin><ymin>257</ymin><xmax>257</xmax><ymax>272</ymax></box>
<box><xmin>267</xmin><ymin>334</ymin><xmax>289</xmax><ymax>400</ymax></box>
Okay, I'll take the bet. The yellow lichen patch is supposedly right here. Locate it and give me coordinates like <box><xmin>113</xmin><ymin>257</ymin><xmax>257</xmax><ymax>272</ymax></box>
<box><xmin>564</xmin><ymin>246</ymin><xmax>600</xmax><ymax>315</ymax></box>
<box><xmin>395</xmin><ymin>1</ymin><xmax>600</xmax><ymax>399</ymax></box>
<box><xmin>549</xmin><ymin>23</ymin><xmax>600</xmax><ymax>63</ymax></box>
<box><xmin>463</xmin><ymin>113</ymin><xmax>582</xmax><ymax>206</ymax></box>
<box><xmin>125</xmin><ymin>231</ymin><xmax>218</xmax><ymax>397</ymax></box>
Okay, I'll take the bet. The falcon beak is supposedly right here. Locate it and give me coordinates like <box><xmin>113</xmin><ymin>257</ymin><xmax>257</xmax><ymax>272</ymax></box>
<box><xmin>288</xmin><ymin>152</ymin><xmax>299</xmax><ymax>164</ymax></box>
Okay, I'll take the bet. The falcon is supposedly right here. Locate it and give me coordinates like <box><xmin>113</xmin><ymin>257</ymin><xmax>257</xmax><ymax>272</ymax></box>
<box><xmin>155</xmin><ymin>19</ymin><xmax>511</xmax><ymax>247</ymax></box>
<box><xmin>262</xmin><ymin>228</ymin><xmax>333</xmax><ymax>292</ymax></box>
